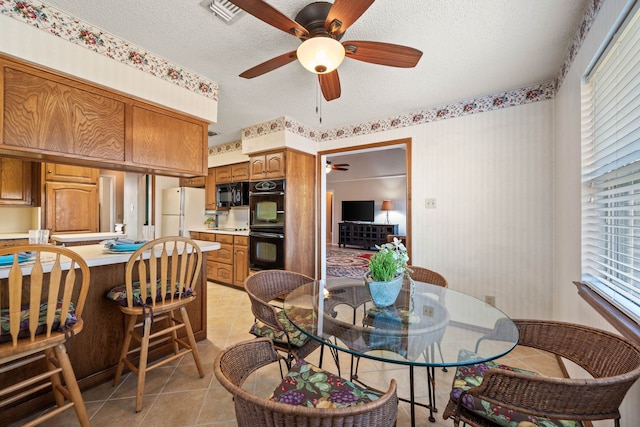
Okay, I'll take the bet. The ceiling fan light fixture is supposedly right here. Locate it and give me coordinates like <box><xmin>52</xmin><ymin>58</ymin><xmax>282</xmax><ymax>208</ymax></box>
<box><xmin>297</xmin><ymin>37</ymin><xmax>345</xmax><ymax>74</ymax></box>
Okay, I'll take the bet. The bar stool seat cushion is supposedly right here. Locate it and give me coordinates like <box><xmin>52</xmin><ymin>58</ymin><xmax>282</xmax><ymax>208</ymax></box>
<box><xmin>451</xmin><ymin>350</ymin><xmax>581</xmax><ymax>427</ymax></box>
<box><xmin>106</xmin><ymin>281</ymin><xmax>194</xmax><ymax>306</ymax></box>
<box><xmin>270</xmin><ymin>359</ymin><xmax>383</xmax><ymax>408</ymax></box>
<box><xmin>0</xmin><ymin>301</ymin><xmax>77</xmax><ymax>343</ymax></box>
<box><xmin>249</xmin><ymin>307</ymin><xmax>314</xmax><ymax>348</ymax></box>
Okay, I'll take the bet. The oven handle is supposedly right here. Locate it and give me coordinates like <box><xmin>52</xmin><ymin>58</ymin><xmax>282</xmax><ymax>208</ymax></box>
<box><xmin>249</xmin><ymin>191</ymin><xmax>285</xmax><ymax>196</ymax></box>
<box><xmin>250</xmin><ymin>232</ymin><xmax>285</xmax><ymax>239</ymax></box>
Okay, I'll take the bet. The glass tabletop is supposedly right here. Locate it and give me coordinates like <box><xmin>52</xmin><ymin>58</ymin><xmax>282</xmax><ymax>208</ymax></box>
<box><xmin>283</xmin><ymin>277</ymin><xmax>519</xmax><ymax>367</ymax></box>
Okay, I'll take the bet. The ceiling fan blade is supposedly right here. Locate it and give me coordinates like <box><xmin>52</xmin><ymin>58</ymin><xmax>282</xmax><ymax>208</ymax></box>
<box><xmin>343</xmin><ymin>40</ymin><xmax>423</xmax><ymax>68</ymax></box>
<box><xmin>334</xmin><ymin>167</ymin><xmax>349</xmax><ymax>171</ymax></box>
<box><xmin>239</xmin><ymin>51</ymin><xmax>298</xmax><ymax>79</ymax></box>
<box><xmin>318</xmin><ymin>70</ymin><xmax>341</xmax><ymax>101</ymax></box>
<box><xmin>334</xmin><ymin>163</ymin><xmax>350</xmax><ymax>167</ymax></box>
<box><xmin>232</xmin><ymin>0</ymin><xmax>309</xmax><ymax>38</ymax></box>
<box><xmin>325</xmin><ymin>0</ymin><xmax>375</xmax><ymax>36</ymax></box>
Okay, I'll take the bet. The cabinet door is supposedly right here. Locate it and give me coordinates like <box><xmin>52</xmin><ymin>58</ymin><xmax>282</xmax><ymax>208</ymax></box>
<box><xmin>131</xmin><ymin>105</ymin><xmax>206</xmax><ymax>175</ymax></box>
<box><xmin>179</xmin><ymin>176</ymin><xmax>206</xmax><ymax>187</ymax></box>
<box><xmin>215</xmin><ymin>165</ymin><xmax>232</xmax><ymax>183</ymax></box>
<box><xmin>249</xmin><ymin>155</ymin><xmax>266</xmax><ymax>180</ymax></box>
<box><xmin>3</xmin><ymin>66</ymin><xmax>126</xmax><ymax>161</ymax></box>
<box><xmin>44</xmin><ymin>163</ymin><xmax>99</xmax><ymax>184</ymax></box>
<box><xmin>205</xmin><ymin>168</ymin><xmax>217</xmax><ymax>210</ymax></box>
<box><xmin>266</xmin><ymin>152</ymin><xmax>285</xmax><ymax>178</ymax></box>
<box><xmin>45</xmin><ymin>182</ymin><xmax>98</xmax><ymax>233</ymax></box>
<box><xmin>0</xmin><ymin>157</ymin><xmax>33</xmax><ymax>206</ymax></box>
<box><xmin>231</xmin><ymin>162</ymin><xmax>250</xmax><ymax>181</ymax></box>
<box><xmin>233</xmin><ymin>237</ymin><xmax>249</xmax><ymax>288</ymax></box>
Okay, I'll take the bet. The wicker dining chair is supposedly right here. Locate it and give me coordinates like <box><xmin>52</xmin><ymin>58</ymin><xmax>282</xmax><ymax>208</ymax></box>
<box><xmin>214</xmin><ymin>337</ymin><xmax>398</xmax><ymax>427</ymax></box>
<box><xmin>245</xmin><ymin>270</ymin><xmax>324</xmax><ymax>370</ymax></box>
<box><xmin>108</xmin><ymin>236</ymin><xmax>205</xmax><ymax>412</ymax></box>
<box><xmin>0</xmin><ymin>244</ymin><xmax>90</xmax><ymax>426</ymax></box>
<box><xmin>443</xmin><ymin>319</ymin><xmax>640</xmax><ymax>427</ymax></box>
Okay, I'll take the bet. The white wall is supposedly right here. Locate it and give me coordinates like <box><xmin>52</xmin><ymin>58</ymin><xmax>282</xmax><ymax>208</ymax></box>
<box><xmin>554</xmin><ymin>0</ymin><xmax>639</xmax><ymax>423</ymax></box>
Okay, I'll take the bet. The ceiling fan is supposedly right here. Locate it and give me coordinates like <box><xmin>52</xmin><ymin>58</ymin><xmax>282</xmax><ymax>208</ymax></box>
<box><xmin>326</xmin><ymin>161</ymin><xmax>349</xmax><ymax>172</ymax></box>
<box><xmin>233</xmin><ymin>0</ymin><xmax>423</xmax><ymax>101</ymax></box>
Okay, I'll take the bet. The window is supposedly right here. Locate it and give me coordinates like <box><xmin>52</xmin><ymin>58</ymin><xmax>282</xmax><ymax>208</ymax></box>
<box><xmin>582</xmin><ymin>4</ymin><xmax>640</xmax><ymax>325</ymax></box>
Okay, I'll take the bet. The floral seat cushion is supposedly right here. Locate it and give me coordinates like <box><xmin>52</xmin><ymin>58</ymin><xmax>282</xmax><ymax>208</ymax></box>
<box><xmin>106</xmin><ymin>281</ymin><xmax>194</xmax><ymax>306</ymax></box>
<box><xmin>0</xmin><ymin>301</ymin><xmax>77</xmax><ymax>343</ymax></box>
<box><xmin>249</xmin><ymin>306</ymin><xmax>314</xmax><ymax>348</ymax></box>
<box><xmin>270</xmin><ymin>359</ymin><xmax>382</xmax><ymax>408</ymax></box>
<box><xmin>451</xmin><ymin>350</ymin><xmax>582</xmax><ymax>427</ymax></box>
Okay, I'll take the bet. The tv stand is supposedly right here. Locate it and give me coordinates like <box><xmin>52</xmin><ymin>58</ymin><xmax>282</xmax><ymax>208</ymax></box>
<box><xmin>339</xmin><ymin>222</ymin><xmax>399</xmax><ymax>250</ymax></box>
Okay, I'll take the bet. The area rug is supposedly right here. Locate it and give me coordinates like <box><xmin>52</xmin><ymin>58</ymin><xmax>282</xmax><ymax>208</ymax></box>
<box><xmin>326</xmin><ymin>249</ymin><xmax>373</xmax><ymax>279</ymax></box>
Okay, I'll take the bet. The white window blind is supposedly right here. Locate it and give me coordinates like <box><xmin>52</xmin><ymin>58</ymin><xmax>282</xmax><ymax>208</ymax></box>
<box><xmin>582</xmin><ymin>5</ymin><xmax>640</xmax><ymax>323</ymax></box>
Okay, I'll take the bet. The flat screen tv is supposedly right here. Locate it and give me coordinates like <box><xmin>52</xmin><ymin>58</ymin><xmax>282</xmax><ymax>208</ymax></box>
<box><xmin>342</xmin><ymin>200</ymin><xmax>375</xmax><ymax>222</ymax></box>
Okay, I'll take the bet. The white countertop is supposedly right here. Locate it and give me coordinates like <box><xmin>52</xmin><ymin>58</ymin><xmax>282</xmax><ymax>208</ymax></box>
<box><xmin>50</xmin><ymin>232</ymin><xmax>127</xmax><ymax>243</ymax></box>
<box><xmin>0</xmin><ymin>240</ymin><xmax>220</xmax><ymax>279</ymax></box>
<box><xmin>0</xmin><ymin>233</ymin><xmax>29</xmax><ymax>240</ymax></box>
<box><xmin>191</xmin><ymin>228</ymin><xmax>250</xmax><ymax>236</ymax></box>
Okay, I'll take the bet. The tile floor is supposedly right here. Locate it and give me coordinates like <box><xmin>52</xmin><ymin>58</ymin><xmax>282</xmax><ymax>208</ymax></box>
<box><xmin>11</xmin><ymin>282</ymin><xmax>563</xmax><ymax>427</ymax></box>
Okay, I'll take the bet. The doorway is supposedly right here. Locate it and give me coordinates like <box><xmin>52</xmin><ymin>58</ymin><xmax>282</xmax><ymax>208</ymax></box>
<box><xmin>317</xmin><ymin>138</ymin><xmax>412</xmax><ymax>278</ymax></box>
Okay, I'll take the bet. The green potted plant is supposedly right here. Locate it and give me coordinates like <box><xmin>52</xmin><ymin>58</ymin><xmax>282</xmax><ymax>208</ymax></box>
<box><xmin>365</xmin><ymin>237</ymin><xmax>411</xmax><ymax>306</ymax></box>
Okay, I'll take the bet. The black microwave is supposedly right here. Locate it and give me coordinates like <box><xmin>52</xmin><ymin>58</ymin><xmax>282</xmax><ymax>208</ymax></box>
<box><xmin>217</xmin><ymin>182</ymin><xmax>249</xmax><ymax>208</ymax></box>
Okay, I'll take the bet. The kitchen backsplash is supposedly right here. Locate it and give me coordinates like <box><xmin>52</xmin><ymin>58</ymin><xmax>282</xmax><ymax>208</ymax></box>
<box><xmin>213</xmin><ymin>207</ymin><xmax>249</xmax><ymax>229</ymax></box>
<box><xmin>0</xmin><ymin>207</ymin><xmax>42</xmax><ymax>233</ymax></box>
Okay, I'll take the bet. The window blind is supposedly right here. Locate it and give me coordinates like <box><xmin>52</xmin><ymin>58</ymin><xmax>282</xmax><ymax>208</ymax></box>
<box><xmin>582</xmin><ymin>5</ymin><xmax>640</xmax><ymax>323</ymax></box>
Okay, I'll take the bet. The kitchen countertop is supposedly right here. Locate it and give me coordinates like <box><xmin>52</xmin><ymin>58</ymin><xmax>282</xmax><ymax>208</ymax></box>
<box><xmin>0</xmin><ymin>240</ymin><xmax>221</xmax><ymax>279</ymax></box>
<box><xmin>0</xmin><ymin>233</ymin><xmax>30</xmax><ymax>240</ymax></box>
<box><xmin>50</xmin><ymin>232</ymin><xmax>128</xmax><ymax>243</ymax></box>
<box><xmin>191</xmin><ymin>227</ymin><xmax>250</xmax><ymax>236</ymax></box>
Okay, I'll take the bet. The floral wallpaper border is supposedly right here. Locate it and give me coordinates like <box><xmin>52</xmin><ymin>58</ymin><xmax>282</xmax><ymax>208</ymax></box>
<box><xmin>3</xmin><ymin>0</ymin><xmax>603</xmax><ymax>149</ymax></box>
<box><xmin>1</xmin><ymin>0</ymin><xmax>218</xmax><ymax>100</ymax></box>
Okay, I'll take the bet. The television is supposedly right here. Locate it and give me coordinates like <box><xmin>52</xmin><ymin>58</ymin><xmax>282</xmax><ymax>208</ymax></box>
<box><xmin>342</xmin><ymin>200</ymin><xmax>375</xmax><ymax>222</ymax></box>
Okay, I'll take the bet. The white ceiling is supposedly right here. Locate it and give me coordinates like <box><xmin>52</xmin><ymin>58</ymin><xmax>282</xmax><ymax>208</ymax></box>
<box><xmin>42</xmin><ymin>0</ymin><xmax>588</xmax><ymax>146</ymax></box>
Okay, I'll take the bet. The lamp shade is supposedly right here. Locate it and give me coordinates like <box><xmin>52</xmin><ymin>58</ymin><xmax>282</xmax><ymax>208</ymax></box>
<box><xmin>296</xmin><ymin>37</ymin><xmax>345</xmax><ymax>74</ymax></box>
<box><xmin>381</xmin><ymin>200</ymin><xmax>394</xmax><ymax>211</ymax></box>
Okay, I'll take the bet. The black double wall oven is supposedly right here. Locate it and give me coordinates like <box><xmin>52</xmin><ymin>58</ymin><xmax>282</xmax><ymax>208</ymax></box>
<box><xmin>249</xmin><ymin>179</ymin><xmax>285</xmax><ymax>271</ymax></box>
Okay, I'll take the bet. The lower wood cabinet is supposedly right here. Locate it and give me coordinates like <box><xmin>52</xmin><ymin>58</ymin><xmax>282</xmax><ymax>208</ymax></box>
<box><xmin>191</xmin><ymin>232</ymin><xmax>249</xmax><ymax>288</ymax></box>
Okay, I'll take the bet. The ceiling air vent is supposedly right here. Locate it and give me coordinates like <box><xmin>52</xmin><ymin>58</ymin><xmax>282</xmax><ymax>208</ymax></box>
<box><xmin>203</xmin><ymin>0</ymin><xmax>244</xmax><ymax>24</ymax></box>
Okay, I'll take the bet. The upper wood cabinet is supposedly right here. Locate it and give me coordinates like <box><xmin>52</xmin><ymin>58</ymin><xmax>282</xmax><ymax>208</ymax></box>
<box><xmin>0</xmin><ymin>54</ymin><xmax>208</xmax><ymax>177</ymax></box>
<box><xmin>44</xmin><ymin>182</ymin><xmax>98</xmax><ymax>233</ymax></box>
<box><xmin>179</xmin><ymin>175</ymin><xmax>206</xmax><ymax>188</ymax></box>
<box><xmin>3</xmin><ymin>65</ymin><xmax>126</xmax><ymax>162</ymax></box>
<box><xmin>215</xmin><ymin>162</ymin><xmax>250</xmax><ymax>184</ymax></box>
<box><xmin>44</xmin><ymin>163</ymin><xmax>99</xmax><ymax>184</ymax></box>
<box><xmin>249</xmin><ymin>151</ymin><xmax>286</xmax><ymax>180</ymax></box>
<box><xmin>0</xmin><ymin>157</ymin><xmax>34</xmax><ymax>206</ymax></box>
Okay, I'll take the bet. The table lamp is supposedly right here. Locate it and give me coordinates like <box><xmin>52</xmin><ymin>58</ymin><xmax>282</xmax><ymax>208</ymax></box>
<box><xmin>381</xmin><ymin>200</ymin><xmax>394</xmax><ymax>224</ymax></box>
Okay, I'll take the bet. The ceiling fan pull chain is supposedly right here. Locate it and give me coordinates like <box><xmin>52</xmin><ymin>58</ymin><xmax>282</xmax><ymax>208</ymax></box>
<box><xmin>316</xmin><ymin>81</ymin><xmax>322</xmax><ymax>125</ymax></box>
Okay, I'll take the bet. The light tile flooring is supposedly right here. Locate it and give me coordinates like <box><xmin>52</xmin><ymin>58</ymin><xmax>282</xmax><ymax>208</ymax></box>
<box><xmin>12</xmin><ymin>282</ymin><xmax>563</xmax><ymax>427</ymax></box>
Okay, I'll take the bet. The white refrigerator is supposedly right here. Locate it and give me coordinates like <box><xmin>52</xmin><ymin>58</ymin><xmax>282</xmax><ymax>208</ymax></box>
<box><xmin>160</xmin><ymin>187</ymin><xmax>205</xmax><ymax>237</ymax></box>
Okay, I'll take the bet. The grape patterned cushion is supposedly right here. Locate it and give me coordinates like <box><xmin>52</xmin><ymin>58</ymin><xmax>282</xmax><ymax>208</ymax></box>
<box><xmin>249</xmin><ymin>307</ymin><xmax>315</xmax><ymax>348</ymax></box>
<box><xmin>0</xmin><ymin>301</ymin><xmax>77</xmax><ymax>343</ymax></box>
<box><xmin>270</xmin><ymin>359</ymin><xmax>382</xmax><ymax>408</ymax></box>
<box><xmin>451</xmin><ymin>350</ymin><xmax>582</xmax><ymax>427</ymax></box>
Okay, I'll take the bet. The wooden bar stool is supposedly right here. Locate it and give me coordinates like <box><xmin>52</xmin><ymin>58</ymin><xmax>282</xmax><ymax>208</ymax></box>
<box><xmin>0</xmin><ymin>244</ymin><xmax>90</xmax><ymax>426</ymax></box>
<box><xmin>107</xmin><ymin>236</ymin><xmax>204</xmax><ymax>412</ymax></box>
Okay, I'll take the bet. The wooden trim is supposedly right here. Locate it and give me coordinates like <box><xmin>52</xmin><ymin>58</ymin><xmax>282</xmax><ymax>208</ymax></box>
<box><xmin>574</xmin><ymin>281</ymin><xmax>640</xmax><ymax>346</ymax></box>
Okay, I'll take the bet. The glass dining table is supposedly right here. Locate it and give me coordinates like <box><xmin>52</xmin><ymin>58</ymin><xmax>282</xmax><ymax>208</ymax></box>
<box><xmin>283</xmin><ymin>277</ymin><xmax>519</xmax><ymax>426</ymax></box>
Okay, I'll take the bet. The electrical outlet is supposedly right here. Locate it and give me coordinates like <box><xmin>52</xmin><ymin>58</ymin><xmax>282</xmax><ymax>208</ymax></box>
<box><xmin>484</xmin><ymin>295</ymin><xmax>496</xmax><ymax>307</ymax></box>
<box><xmin>423</xmin><ymin>305</ymin><xmax>434</xmax><ymax>317</ymax></box>
<box><xmin>425</xmin><ymin>198</ymin><xmax>436</xmax><ymax>209</ymax></box>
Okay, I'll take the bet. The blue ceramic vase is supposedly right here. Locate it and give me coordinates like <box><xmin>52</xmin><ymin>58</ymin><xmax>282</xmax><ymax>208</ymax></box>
<box><xmin>364</xmin><ymin>271</ymin><xmax>404</xmax><ymax>306</ymax></box>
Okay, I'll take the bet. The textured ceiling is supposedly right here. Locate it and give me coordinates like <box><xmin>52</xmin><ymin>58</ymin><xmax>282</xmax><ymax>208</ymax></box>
<box><xmin>41</xmin><ymin>0</ymin><xmax>589</xmax><ymax>146</ymax></box>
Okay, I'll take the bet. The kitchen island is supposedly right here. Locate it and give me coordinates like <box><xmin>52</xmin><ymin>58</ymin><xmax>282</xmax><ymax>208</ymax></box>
<box><xmin>1</xmin><ymin>240</ymin><xmax>220</xmax><ymax>422</ymax></box>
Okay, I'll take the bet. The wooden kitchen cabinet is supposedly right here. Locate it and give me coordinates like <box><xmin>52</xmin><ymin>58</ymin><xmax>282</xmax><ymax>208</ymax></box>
<box><xmin>44</xmin><ymin>163</ymin><xmax>99</xmax><ymax>184</ymax></box>
<box><xmin>249</xmin><ymin>151</ymin><xmax>286</xmax><ymax>180</ymax></box>
<box><xmin>233</xmin><ymin>235</ymin><xmax>249</xmax><ymax>288</ymax></box>
<box><xmin>1</xmin><ymin>54</ymin><xmax>209</xmax><ymax>177</ymax></box>
<box><xmin>215</xmin><ymin>162</ymin><xmax>249</xmax><ymax>184</ymax></box>
<box><xmin>0</xmin><ymin>157</ymin><xmax>34</xmax><ymax>206</ymax></box>
<box><xmin>205</xmin><ymin>168</ymin><xmax>217</xmax><ymax>210</ymax></box>
<box><xmin>44</xmin><ymin>182</ymin><xmax>98</xmax><ymax>233</ymax></box>
<box><xmin>43</xmin><ymin>163</ymin><xmax>99</xmax><ymax>233</ymax></box>
<box><xmin>179</xmin><ymin>175</ymin><xmax>206</xmax><ymax>188</ymax></box>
